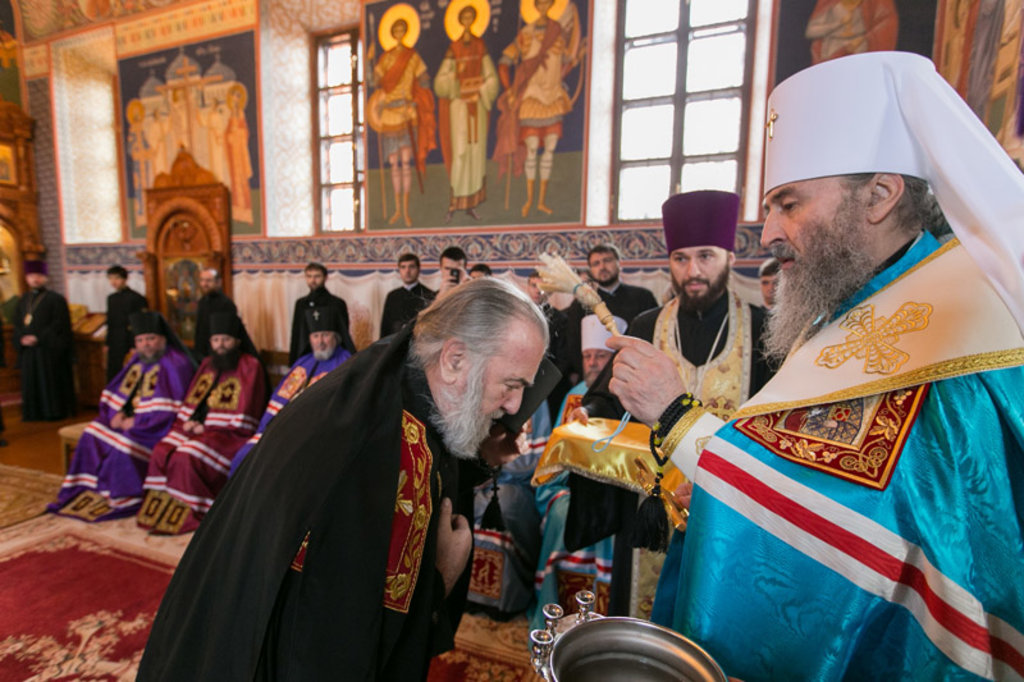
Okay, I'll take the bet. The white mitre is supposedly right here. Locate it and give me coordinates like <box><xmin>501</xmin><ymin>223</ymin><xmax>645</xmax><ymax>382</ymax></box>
<box><xmin>764</xmin><ymin>50</ymin><xmax>1024</xmax><ymax>333</ymax></box>
<box><xmin>580</xmin><ymin>314</ymin><xmax>626</xmax><ymax>352</ymax></box>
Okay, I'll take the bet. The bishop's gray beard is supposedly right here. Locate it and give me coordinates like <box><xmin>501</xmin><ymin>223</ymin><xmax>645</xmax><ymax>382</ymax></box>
<box><xmin>763</xmin><ymin>196</ymin><xmax>877</xmax><ymax>363</ymax></box>
<box><xmin>430</xmin><ymin>356</ymin><xmax>503</xmax><ymax>460</ymax></box>
<box><xmin>313</xmin><ymin>347</ymin><xmax>335</xmax><ymax>361</ymax></box>
<box><xmin>137</xmin><ymin>348</ymin><xmax>166</xmax><ymax>364</ymax></box>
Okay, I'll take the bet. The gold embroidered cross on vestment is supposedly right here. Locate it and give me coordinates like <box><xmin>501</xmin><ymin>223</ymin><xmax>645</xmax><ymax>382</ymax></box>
<box><xmin>816</xmin><ymin>302</ymin><xmax>932</xmax><ymax>375</ymax></box>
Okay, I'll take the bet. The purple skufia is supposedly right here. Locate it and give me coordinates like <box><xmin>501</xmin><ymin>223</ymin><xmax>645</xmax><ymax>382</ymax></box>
<box><xmin>661</xmin><ymin>190</ymin><xmax>740</xmax><ymax>253</ymax></box>
<box><xmin>24</xmin><ymin>260</ymin><xmax>48</xmax><ymax>275</ymax></box>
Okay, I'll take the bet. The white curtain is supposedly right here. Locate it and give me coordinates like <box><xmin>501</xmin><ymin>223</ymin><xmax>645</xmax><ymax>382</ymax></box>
<box><xmin>66</xmin><ymin>271</ymin><xmax>147</xmax><ymax>312</ymax></box>
<box><xmin>66</xmin><ymin>267</ymin><xmax>766</xmax><ymax>352</ymax></box>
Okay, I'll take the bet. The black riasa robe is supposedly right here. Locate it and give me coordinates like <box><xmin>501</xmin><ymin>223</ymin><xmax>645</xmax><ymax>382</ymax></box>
<box><xmin>14</xmin><ymin>287</ymin><xmax>75</xmax><ymax>420</ymax></box>
<box><xmin>193</xmin><ymin>290</ymin><xmax>237</xmax><ymax>359</ymax></box>
<box><xmin>289</xmin><ymin>286</ymin><xmax>355</xmax><ymax>363</ymax></box>
<box><xmin>379</xmin><ymin>283</ymin><xmax>436</xmax><ymax>338</ymax></box>
<box><xmin>137</xmin><ymin>327</ymin><xmax>484</xmax><ymax>681</ymax></box>
<box><xmin>105</xmin><ymin>286</ymin><xmax>148</xmax><ymax>382</ymax></box>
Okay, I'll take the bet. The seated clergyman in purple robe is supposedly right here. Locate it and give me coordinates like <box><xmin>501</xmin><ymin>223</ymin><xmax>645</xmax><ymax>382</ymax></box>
<box><xmin>50</xmin><ymin>311</ymin><xmax>196</xmax><ymax>522</ymax></box>
<box><xmin>229</xmin><ymin>306</ymin><xmax>352</xmax><ymax>477</ymax></box>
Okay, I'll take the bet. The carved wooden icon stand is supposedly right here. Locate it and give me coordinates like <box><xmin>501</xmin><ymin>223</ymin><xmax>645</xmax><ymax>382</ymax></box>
<box><xmin>0</xmin><ymin>101</ymin><xmax>43</xmax><ymax>395</ymax></box>
<box><xmin>0</xmin><ymin>100</ymin><xmax>44</xmax><ymax>285</ymax></box>
<box><xmin>139</xmin><ymin>149</ymin><xmax>231</xmax><ymax>346</ymax></box>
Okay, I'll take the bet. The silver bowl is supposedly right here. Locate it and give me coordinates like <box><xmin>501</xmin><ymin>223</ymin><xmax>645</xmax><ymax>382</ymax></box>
<box><xmin>548</xmin><ymin>617</ymin><xmax>727</xmax><ymax>682</ymax></box>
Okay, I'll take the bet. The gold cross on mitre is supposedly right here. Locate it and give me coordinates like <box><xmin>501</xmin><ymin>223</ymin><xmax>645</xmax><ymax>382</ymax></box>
<box><xmin>766</xmin><ymin>109</ymin><xmax>778</xmax><ymax>139</ymax></box>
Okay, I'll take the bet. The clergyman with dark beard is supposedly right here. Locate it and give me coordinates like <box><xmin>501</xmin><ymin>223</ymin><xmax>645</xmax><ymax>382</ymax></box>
<box><xmin>564</xmin><ymin>243</ymin><xmax>658</xmax><ymax>383</ymax></box>
<box><xmin>601</xmin><ymin>52</ymin><xmax>1024</xmax><ymax>679</ymax></box>
<box><xmin>137</xmin><ymin>311</ymin><xmax>267</xmax><ymax>535</ymax></box>
<box><xmin>136</xmin><ymin>277</ymin><xmax>549</xmax><ymax>681</ymax></box>
<box><xmin>561</xmin><ymin>189</ymin><xmax>775</xmax><ymax>620</ymax></box>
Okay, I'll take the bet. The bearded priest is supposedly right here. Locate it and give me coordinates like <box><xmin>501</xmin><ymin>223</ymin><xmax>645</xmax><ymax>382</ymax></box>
<box><xmin>49</xmin><ymin>311</ymin><xmax>195</xmax><ymax>522</ymax></box>
<box><xmin>137</xmin><ymin>312</ymin><xmax>267</xmax><ymax>535</ymax></box>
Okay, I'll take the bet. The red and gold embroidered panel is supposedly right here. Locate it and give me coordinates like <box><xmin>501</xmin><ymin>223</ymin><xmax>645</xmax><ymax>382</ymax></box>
<box><xmin>384</xmin><ymin>411</ymin><xmax>434</xmax><ymax>613</ymax></box>
<box><xmin>468</xmin><ymin>546</ymin><xmax>504</xmax><ymax>601</ymax></box>
<box><xmin>733</xmin><ymin>384</ymin><xmax>929</xmax><ymax>489</ymax></box>
<box><xmin>278</xmin><ymin>366</ymin><xmax>308</xmax><ymax>400</ymax></box>
<box><xmin>557</xmin><ymin>571</ymin><xmax>610</xmax><ymax>617</ymax></box>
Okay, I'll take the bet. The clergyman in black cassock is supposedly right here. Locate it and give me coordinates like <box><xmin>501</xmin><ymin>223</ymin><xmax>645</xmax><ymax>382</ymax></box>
<box><xmin>15</xmin><ymin>261</ymin><xmax>76</xmax><ymax>421</ymax></box>
<box><xmin>288</xmin><ymin>263</ymin><xmax>355</xmax><ymax>363</ymax></box>
<box><xmin>105</xmin><ymin>265</ymin><xmax>148</xmax><ymax>381</ymax></box>
<box><xmin>380</xmin><ymin>282</ymin><xmax>436</xmax><ymax>337</ymax></box>
<box><xmin>193</xmin><ymin>269</ymin><xmax>236</xmax><ymax>360</ymax></box>
<box><xmin>566</xmin><ymin>191</ymin><xmax>774</xmax><ymax>617</ymax></box>
<box><xmin>137</xmin><ymin>278</ymin><xmax>548</xmax><ymax>680</ymax></box>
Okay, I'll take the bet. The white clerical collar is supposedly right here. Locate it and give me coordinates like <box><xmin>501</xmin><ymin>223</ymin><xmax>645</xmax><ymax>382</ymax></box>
<box><xmin>403</xmin><ymin>282</ymin><xmax>419</xmax><ymax>291</ymax></box>
<box><xmin>598</xmin><ymin>281</ymin><xmax>621</xmax><ymax>295</ymax></box>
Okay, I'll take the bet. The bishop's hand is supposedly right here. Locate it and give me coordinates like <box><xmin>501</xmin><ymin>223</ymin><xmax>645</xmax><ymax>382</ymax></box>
<box><xmin>478</xmin><ymin>421</ymin><xmax>523</xmax><ymax>469</ymax></box>
<box><xmin>606</xmin><ymin>335</ymin><xmax>687</xmax><ymax>427</ymax></box>
<box><xmin>435</xmin><ymin>497</ymin><xmax>472</xmax><ymax>597</ymax></box>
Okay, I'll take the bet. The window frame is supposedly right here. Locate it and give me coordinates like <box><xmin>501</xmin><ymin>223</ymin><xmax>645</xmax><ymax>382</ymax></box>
<box><xmin>611</xmin><ymin>0</ymin><xmax>758</xmax><ymax>223</ymax></box>
<box><xmin>312</xmin><ymin>27</ymin><xmax>365</xmax><ymax>233</ymax></box>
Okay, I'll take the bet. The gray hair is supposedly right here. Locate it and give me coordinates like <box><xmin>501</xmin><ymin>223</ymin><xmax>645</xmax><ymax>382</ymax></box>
<box><xmin>410</xmin><ymin>277</ymin><xmax>549</xmax><ymax>370</ymax></box>
<box><xmin>842</xmin><ymin>173</ymin><xmax>946</xmax><ymax>237</ymax></box>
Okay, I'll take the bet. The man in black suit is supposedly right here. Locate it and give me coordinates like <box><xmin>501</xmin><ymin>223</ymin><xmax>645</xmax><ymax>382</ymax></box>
<box><xmin>193</xmin><ymin>268</ymin><xmax>236</xmax><ymax>360</ymax></box>
<box><xmin>289</xmin><ymin>262</ymin><xmax>355</xmax><ymax>364</ymax></box>
<box><xmin>105</xmin><ymin>264</ymin><xmax>148</xmax><ymax>381</ymax></box>
<box><xmin>564</xmin><ymin>244</ymin><xmax>658</xmax><ymax>382</ymax></box>
<box><xmin>379</xmin><ymin>253</ymin><xmax>435</xmax><ymax>338</ymax></box>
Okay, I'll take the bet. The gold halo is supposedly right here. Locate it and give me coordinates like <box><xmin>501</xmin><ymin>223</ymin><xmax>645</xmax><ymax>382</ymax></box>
<box><xmin>227</xmin><ymin>83</ymin><xmax>248</xmax><ymax>109</ymax></box>
<box><xmin>126</xmin><ymin>99</ymin><xmax>145</xmax><ymax>124</ymax></box>
<box><xmin>520</xmin><ymin>0</ymin><xmax>568</xmax><ymax>24</ymax></box>
<box><xmin>445</xmin><ymin>0</ymin><xmax>490</xmax><ymax>41</ymax></box>
<box><xmin>379</xmin><ymin>3</ymin><xmax>421</xmax><ymax>51</ymax></box>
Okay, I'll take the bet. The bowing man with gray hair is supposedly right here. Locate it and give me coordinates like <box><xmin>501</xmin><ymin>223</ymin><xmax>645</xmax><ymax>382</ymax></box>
<box><xmin>138</xmin><ymin>277</ymin><xmax>550</xmax><ymax>681</ymax></box>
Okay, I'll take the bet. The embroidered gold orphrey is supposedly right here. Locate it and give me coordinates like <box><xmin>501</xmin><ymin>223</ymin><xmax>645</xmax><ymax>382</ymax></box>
<box><xmin>468</xmin><ymin>546</ymin><xmax>504</xmax><ymax>601</ymax></box>
<box><xmin>208</xmin><ymin>377</ymin><xmax>241</xmax><ymax>411</ymax></box>
<box><xmin>186</xmin><ymin>372</ymin><xmax>214</xmax><ymax>406</ymax></box>
<box><xmin>140</xmin><ymin>365</ymin><xmax>160</xmax><ymax>398</ymax></box>
<box><xmin>384</xmin><ymin>411</ymin><xmax>434</xmax><ymax>613</ymax></box>
<box><xmin>119</xmin><ymin>363</ymin><xmax>142</xmax><ymax>396</ymax></box>
<box><xmin>816</xmin><ymin>302</ymin><xmax>932</xmax><ymax>375</ymax></box>
<box><xmin>278</xmin><ymin>366</ymin><xmax>308</xmax><ymax>400</ymax></box>
<box><xmin>733</xmin><ymin>384</ymin><xmax>929</xmax><ymax>489</ymax></box>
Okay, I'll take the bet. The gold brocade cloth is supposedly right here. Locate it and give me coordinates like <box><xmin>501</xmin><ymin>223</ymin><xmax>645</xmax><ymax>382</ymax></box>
<box><xmin>532</xmin><ymin>418</ymin><xmax>689</xmax><ymax>529</ymax></box>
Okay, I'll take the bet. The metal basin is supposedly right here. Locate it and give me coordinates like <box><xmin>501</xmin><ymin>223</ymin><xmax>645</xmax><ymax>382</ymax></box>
<box><xmin>548</xmin><ymin>617</ymin><xmax>727</xmax><ymax>682</ymax></box>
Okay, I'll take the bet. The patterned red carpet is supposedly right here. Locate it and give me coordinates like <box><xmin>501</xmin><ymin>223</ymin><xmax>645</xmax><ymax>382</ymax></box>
<box><xmin>0</xmin><ymin>515</ymin><xmax>189</xmax><ymax>681</ymax></box>
<box><xmin>0</xmin><ymin>514</ymin><xmax>539</xmax><ymax>680</ymax></box>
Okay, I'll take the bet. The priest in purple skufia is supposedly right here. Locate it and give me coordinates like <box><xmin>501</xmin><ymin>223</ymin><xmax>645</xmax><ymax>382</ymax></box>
<box><xmin>229</xmin><ymin>306</ymin><xmax>352</xmax><ymax>477</ymax></box>
<box><xmin>50</xmin><ymin>311</ymin><xmax>196</xmax><ymax>522</ymax></box>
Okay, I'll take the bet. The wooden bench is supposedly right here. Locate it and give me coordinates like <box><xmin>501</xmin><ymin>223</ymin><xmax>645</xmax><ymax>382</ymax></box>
<box><xmin>57</xmin><ymin>421</ymin><xmax>91</xmax><ymax>473</ymax></box>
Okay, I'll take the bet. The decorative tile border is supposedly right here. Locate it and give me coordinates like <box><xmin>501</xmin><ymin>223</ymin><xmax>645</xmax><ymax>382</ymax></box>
<box><xmin>65</xmin><ymin>224</ymin><xmax>768</xmax><ymax>271</ymax></box>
